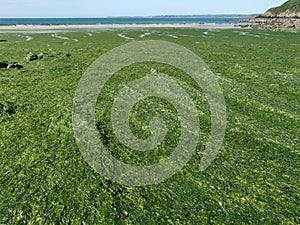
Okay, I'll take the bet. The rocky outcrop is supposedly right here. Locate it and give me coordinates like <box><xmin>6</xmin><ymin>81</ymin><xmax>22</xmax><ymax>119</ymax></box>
<box><xmin>0</xmin><ymin>101</ymin><xmax>16</xmax><ymax>115</ymax></box>
<box><xmin>25</xmin><ymin>53</ymin><xmax>43</xmax><ymax>62</ymax></box>
<box><xmin>0</xmin><ymin>61</ymin><xmax>8</xmax><ymax>68</ymax></box>
<box><xmin>7</xmin><ymin>62</ymin><xmax>24</xmax><ymax>69</ymax></box>
<box><xmin>243</xmin><ymin>0</ymin><xmax>300</xmax><ymax>30</ymax></box>
<box><xmin>263</xmin><ymin>11</ymin><xmax>300</xmax><ymax>18</ymax></box>
<box><xmin>249</xmin><ymin>17</ymin><xmax>300</xmax><ymax>30</ymax></box>
<box><xmin>1</xmin><ymin>52</ymin><xmax>44</xmax><ymax>71</ymax></box>
<box><xmin>1</xmin><ymin>61</ymin><xmax>24</xmax><ymax>69</ymax></box>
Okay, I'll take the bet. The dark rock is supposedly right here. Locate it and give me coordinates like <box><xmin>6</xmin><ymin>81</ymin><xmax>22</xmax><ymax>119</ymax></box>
<box><xmin>282</xmin><ymin>184</ymin><xmax>292</xmax><ymax>191</ymax></box>
<box><xmin>0</xmin><ymin>61</ymin><xmax>8</xmax><ymax>68</ymax></box>
<box><xmin>7</xmin><ymin>62</ymin><xmax>24</xmax><ymax>69</ymax></box>
<box><xmin>0</xmin><ymin>40</ymin><xmax>7</xmax><ymax>42</ymax></box>
<box><xmin>25</xmin><ymin>52</ymin><xmax>44</xmax><ymax>62</ymax></box>
<box><xmin>0</xmin><ymin>102</ymin><xmax>16</xmax><ymax>115</ymax></box>
<box><xmin>6</xmin><ymin>105</ymin><xmax>16</xmax><ymax>115</ymax></box>
<box><xmin>25</xmin><ymin>53</ymin><xmax>39</xmax><ymax>62</ymax></box>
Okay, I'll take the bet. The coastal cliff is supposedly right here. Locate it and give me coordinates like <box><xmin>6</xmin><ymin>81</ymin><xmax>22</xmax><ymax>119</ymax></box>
<box><xmin>262</xmin><ymin>0</ymin><xmax>300</xmax><ymax>18</ymax></box>
<box><xmin>248</xmin><ymin>0</ymin><xmax>300</xmax><ymax>29</ymax></box>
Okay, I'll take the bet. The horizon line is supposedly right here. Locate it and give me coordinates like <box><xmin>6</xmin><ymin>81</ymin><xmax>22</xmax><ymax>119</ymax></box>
<box><xmin>0</xmin><ymin>14</ymin><xmax>260</xmax><ymax>19</ymax></box>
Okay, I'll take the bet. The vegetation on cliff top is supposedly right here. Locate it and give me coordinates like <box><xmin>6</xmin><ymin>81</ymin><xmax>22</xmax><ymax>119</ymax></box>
<box><xmin>263</xmin><ymin>0</ymin><xmax>300</xmax><ymax>17</ymax></box>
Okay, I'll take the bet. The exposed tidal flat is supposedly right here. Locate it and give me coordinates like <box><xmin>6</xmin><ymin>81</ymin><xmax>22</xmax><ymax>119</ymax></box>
<box><xmin>0</xmin><ymin>27</ymin><xmax>299</xmax><ymax>224</ymax></box>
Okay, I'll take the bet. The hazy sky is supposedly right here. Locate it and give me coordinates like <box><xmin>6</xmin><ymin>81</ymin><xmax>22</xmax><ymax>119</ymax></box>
<box><xmin>0</xmin><ymin>0</ymin><xmax>286</xmax><ymax>18</ymax></box>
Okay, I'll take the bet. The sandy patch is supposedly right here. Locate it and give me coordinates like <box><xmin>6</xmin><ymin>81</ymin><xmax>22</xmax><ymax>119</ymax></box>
<box><xmin>117</xmin><ymin>33</ymin><xmax>134</xmax><ymax>40</ymax></box>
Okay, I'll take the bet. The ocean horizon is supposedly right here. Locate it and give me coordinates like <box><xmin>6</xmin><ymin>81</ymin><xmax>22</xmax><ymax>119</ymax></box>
<box><xmin>0</xmin><ymin>15</ymin><xmax>255</xmax><ymax>26</ymax></box>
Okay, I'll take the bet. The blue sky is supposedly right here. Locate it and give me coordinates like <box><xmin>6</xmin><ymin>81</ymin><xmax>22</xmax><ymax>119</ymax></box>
<box><xmin>0</xmin><ymin>0</ymin><xmax>286</xmax><ymax>18</ymax></box>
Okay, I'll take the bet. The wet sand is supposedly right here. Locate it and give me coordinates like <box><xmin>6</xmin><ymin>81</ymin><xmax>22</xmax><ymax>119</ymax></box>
<box><xmin>0</xmin><ymin>23</ymin><xmax>236</xmax><ymax>31</ymax></box>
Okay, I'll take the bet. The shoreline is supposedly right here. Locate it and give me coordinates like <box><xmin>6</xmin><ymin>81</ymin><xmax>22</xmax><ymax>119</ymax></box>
<box><xmin>0</xmin><ymin>23</ymin><xmax>238</xmax><ymax>31</ymax></box>
<box><xmin>248</xmin><ymin>17</ymin><xmax>300</xmax><ymax>29</ymax></box>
